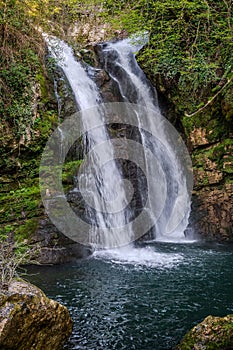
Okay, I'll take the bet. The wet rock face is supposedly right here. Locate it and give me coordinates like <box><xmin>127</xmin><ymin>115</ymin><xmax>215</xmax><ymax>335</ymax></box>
<box><xmin>0</xmin><ymin>280</ymin><xmax>73</xmax><ymax>350</ymax></box>
<box><xmin>189</xmin><ymin>183</ymin><xmax>233</xmax><ymax>241</ymax></box>
<box><xmin>32</xmin><ymin>217</ymin><xmax>91</xmax><ymax>264</ymax></box>
<box><xmin>138</xmin><ymin>48</ymin><xmax>233</xmax><ymax>242</ymax></box>
<box><xmin>53</xmin><ymin>67</ymin><xmax>77</xmax><ymax>119</ymax></box>
<box><xmin>176</xmin><ymin>314</ymin><xmax>233</xmax><ymax>350</ymax></box>
<box><xmin>188</xmin><ymin>130</ymin><xmax>233</xmax><ymax>241</ymax></box>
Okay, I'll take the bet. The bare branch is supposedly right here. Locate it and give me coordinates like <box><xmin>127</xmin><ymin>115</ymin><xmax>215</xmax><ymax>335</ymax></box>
<box><xmin>185</xmin><ymin>75</ymin><xmax>233</xmax><ymax>118</ymax></box>
<box><xmin>0</xmin><ymin>236</ymin><xmax>40</xmax><ymax>290</ymax></box>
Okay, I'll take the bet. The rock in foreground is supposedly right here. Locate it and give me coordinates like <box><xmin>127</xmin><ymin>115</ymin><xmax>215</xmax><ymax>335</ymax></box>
<box><xmin>0</xmin><ymin>280</ymin><xmax>72</xmax><ymax>350</ymax></box>
<box><xmin>177</xmin><ymin>314</ymin><xmax>233</xmax><ymax>350</ymax></box>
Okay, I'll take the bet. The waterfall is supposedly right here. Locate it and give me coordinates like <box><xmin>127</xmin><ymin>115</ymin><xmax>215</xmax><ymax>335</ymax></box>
<box><xmin>100</xmin><ymin>37</ymin><xmax>192</xmax><ymax>241</ymax></box>
<box><xmin>45</xmin><ymin>36</ymin><xmax>134</xmax><ymax>249</ymax></box>
<box><xmin>43</xmin><ymin>34</ymin><xmax>192</xmax><ymax>250</ymax></box>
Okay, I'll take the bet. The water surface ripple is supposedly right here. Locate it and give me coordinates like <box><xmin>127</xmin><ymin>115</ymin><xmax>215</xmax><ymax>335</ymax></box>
<box><xmin>27</xmin><ymin>242</ymin><xmax>233</xmax><ymax>350</ymax></box>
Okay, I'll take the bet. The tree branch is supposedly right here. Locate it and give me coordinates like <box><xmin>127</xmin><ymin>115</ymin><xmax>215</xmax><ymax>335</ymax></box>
<box><xmin>185</xmin><ymin>74</ymin><xmax>233</xmax><ymax>118</ymax></box>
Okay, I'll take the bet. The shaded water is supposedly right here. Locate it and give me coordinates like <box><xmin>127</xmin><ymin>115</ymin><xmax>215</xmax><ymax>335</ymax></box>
<box><xmin>27</xmin><ymin>242</ymin><xmax>233</xmax><ymax>350</ymax></box>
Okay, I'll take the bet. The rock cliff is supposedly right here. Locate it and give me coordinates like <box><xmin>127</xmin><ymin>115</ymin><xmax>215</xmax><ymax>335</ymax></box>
<box><xmin>138</xmin><ymin>57</ymin><xmax>233</xmax><ymax>241</ymax></box>
<box><xmin>1</xmin><ymin>31</ymin><xmax>232</xmax><ymax>253</ymax></box>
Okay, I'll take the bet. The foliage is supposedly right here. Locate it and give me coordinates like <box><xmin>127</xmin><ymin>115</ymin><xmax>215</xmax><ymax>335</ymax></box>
<box><xmin>0</xmin><ymin>0</ymin><xmax>45</xmax><ymax>143</ymax></box>
<box><xmin>62</xmin><ymin>159</ymin><xmax>83</xmax><ymax>184</ymax></box>
<box><xmin>103</xmin><ymin>0</ymin><xmax>233</xmax><ymax>115</ymax></box>
<box><xmin>0</xmin><ymin>181</ymin><xmax>43</xmax><ymax>225</ymax></box>
<box><xmin>0</xmin><ymin>0</ymin><xmax>60</xmax><ymax>204</ymax></box>
<box><xmin>0</xmin><ymin>231</ymin><xmax>39</xmax><ymax>290</ymax></box>
<box><xmin>1</xmin><ymin>0</ymin><xmax>232</xmax><ymax>119</ymax></box>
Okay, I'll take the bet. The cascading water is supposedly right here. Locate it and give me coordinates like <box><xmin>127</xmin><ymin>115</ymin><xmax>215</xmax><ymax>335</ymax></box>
<box><xmin>45</xmin><ymin>36</ymin><xmax>134</xmax><ymax>249</ymax></box>
<box><xmin>100</xmin><ymin>36</ymin><xmax>192</xmax><ymax>241</ymax></box>
<box><xmin>43</xmin><ymin>34</ymin><xmax>192</xmax><ymax>254</ymax></box>
<box><xmin>36</xmin><ymin>37</ymin><xmax>232</xmax><ymax>350</ymax></box>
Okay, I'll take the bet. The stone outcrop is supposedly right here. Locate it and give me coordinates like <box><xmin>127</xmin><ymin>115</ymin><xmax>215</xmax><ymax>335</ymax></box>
<box><xmin>0</xmin><ymin>280</ymin><xmax>73</xmax><ymax>350</ymax></box>
<box><xmin>176</xmin><ymin>314</ymin><xmax>233</xmax><ymax>350</ymax></box>
<box><xmin>67</xmin><ymin>20</ymin><xmax>127</xmax><ymax>47</ymax></box>
<box><xmin>188</xmin><ymin>130</ymin><xmax>233</xmax><ymax>241</ymax></box>
<box><xmin>190</xmin><ymin>183</ymin><xmax>233</xmax><ymax>241</ymax></box>
<box><xmin>56</xmin><ymin>41</ymin><xmax>233</xmax><ymax>243</ymax></box>
<box><xmin>0</xmin><ymin>56</ymin><xmax>90</xmax><ymax>265</ymax></box>
<box><xmin>32</xmin><ymin>217</ymin><xmax>91</xmax><ymax>264</ymax></box>
<box><xmin>1</xmin><ymin>31</ymin><xmax>232</xmax><ymax>249</ymax></box>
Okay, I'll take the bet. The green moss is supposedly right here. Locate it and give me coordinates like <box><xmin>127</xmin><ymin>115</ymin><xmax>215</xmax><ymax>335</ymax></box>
<box><xmin>0</xmin><ymin>181</ymin><xmax>42</xmax><ymax>225</ymax></box>
<box><xmin>0</xmin><ymin>177</ymin><xmax>44</xmax><ymax>245</ymax></box>
<box><xmin>14</xmin><ymin>218</ymin><xmax>39</xmax><ymax>242</ymax></box>
<box><xmin>177</xmin><ymin>315</ymin><xmax>233</xmax><ymax>350</ymax></box>
<box><xmin>202</xmin><ymin>175</ymin><xmax>209</xmax><ymax>186</ymax></box>
<box><xmin>223</xmin><ymin>162</ymin><xmax>233</xmax><ymax>174</ymax></box>
<box><xmin>0</xmin><ymin>224</ymin><xmax>16</xmax><ymax>236</ymax></box>
<box><xmin>62</xmin><ymin>159</ymin><xmax>83</xmax><ymax>185</ymax></box>
<box><xmin>35</xmin><ymin>70</ymin><xmax>49</xmax><ymax>102</ymax></box>
<box><xmin>34</xmin><ymin>110</ymin><xmax>58</xmax><ymax>139</ymax></box>
<box><xmin>79</xmin><ymin>49</ymin><xmax>97</xmax><ymax>67</ymax></box>
<box><xmin>192</xmin><ymin>139</ymin><xmax>233</xmax><ymax>173</ymax></box>
<box><xmin>206</xmin><ymin>118</ymin><xmax>228</xmax><ymax>143</ymax></box>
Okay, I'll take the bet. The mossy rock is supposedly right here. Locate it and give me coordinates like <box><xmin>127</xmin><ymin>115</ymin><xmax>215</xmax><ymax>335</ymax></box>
<box><xmin>79</xmin><ymin>48</ymin><xmax>97</xmax><ymax>67</ymax></box>
<box><xmin>0</xmin><ymin>280</ymin><xmax>73</xmax><ymax>350</ymax></box>
<box><xmin>62</xmin><ymin>159</ymin><xmax>83</xmax><ymax>185</ymax></box>
<box><xmin>0</xmin><ymin>181</ymin><xmax>42</xmax><ymax>225</ymax></box>
<box><xmin>176</xmin><ymin>314</ymin><xmax>233</xmax><ymax>350</ymax></box>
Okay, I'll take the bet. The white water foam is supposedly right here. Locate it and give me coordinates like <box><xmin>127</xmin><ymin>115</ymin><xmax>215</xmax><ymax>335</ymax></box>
<box><xmin>151</xmin><ymin>237</ymin><xmax>197</xmax><ymax>244</ymax></box>
<box><xmin>93</xmin><ymin>246</ymin><xmax>183</xmax><ymax>269</ymax></box>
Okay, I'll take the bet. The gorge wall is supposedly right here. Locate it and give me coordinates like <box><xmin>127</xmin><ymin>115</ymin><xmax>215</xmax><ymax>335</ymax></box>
<box><xmin>138</xmin><ymin>60</ymin><xmax>233</xmax><ymax>241</ymax></box>
<box><xmin>0</xmin><ymin>5</ymin><xmax>232</xmax><ymax>261</ymax></box>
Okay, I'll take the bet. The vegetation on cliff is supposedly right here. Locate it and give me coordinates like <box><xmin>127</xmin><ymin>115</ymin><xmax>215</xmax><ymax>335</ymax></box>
<box><xmin>105</xmin><ymin>0</ymin><xmax>233</xmax><ymax>180</ymax></box>
<box><xmin>0</xmin><ymin>0</ymin><xmax>96</xmax><ymax>252</ymax></box>
<box><xmin>0</xmin><ymin>0</ymin><xmax>55</xmax><ymax>241</ymax></box>
<box><xmin>101</xmin><ymin>0</ymin><xmax>233</xmax><ymax>239</ymax></box>
<box><xmin>104</xmin><ymin>0</ymin><xmax>233</xmax><ymax>117</ymax></box>
<box><xmin>0</xmin><ymin>0</ymin><xmax>232</xmax><ymax>243</ymax></box>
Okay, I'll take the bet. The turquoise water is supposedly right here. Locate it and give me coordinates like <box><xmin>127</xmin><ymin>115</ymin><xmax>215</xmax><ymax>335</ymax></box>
<box><xmin>27</xmin><ymin>242</ymin><xmax>233</xmax><ymax>349</ymax></box>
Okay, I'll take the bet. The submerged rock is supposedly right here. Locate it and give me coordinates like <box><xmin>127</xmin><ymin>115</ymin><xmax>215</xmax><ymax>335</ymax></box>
<box><xmin>0</xmin><ymin>280</ymin><xmax>72</xmax><ymax>350</ymax></box>
<box><xmin>176</xmin><ymin>314</ymin><xmax>233</xmax><ymax>350</ymax></box>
